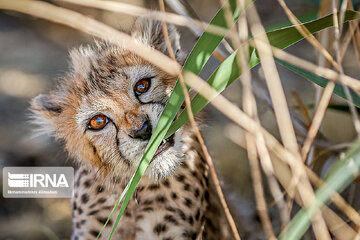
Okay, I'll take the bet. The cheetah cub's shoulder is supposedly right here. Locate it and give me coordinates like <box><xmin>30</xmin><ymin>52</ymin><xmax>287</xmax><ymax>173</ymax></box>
<box><xmin>31</xmin><ymin>16</ymin><xmax>233</xmax><ymax>240</ymax></box>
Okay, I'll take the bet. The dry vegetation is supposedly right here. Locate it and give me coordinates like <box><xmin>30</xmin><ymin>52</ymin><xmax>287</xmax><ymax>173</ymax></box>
<box><xmin>0</xmin><ymin>0</ymin><xmax>360</xmax><ymax>239</ymax></box>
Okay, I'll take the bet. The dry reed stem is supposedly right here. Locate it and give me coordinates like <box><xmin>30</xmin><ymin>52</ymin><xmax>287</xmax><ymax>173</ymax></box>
<box><xmin>268</xmin><ymin>46</ymin><xmax>360</xmax><ymax>91</ymax></box>
<box><xmin>59</xmin><ymin>0</ymin><xmax>228</xmax><ymax>36</ymax></box>
<box><xmin>159</xmin><ymin>1</ymin><xmax>241</xmax><ymax>239</ymax></box>
<box><xmin>291</xmin><ymin>92</ymin><xmax>311</xmax><ymax>126</ymax></box>
<box><xmin>247</xmin><ymin>4</ymin><xmax>300</xmax><ymax>159</ymax></box>
<box><xmin>226</xmin><ymin>124</ymin><xmax>359</xmax><ymax>240</ymax></box>
<box><xmin>246</xmin><ymin>133</ymin><xmax>276</xmax><ymax>240</ymax></box>
<box><xmin>277</xmin><ymin>0</ymin><xmax>340</xmax><ymax>71</ymax></box>
<box><xmin>246</xmin><ymin>4</ymin><xmax>332</xmax><ymax>239</ymax></box>
<box><xmin>340</xmin><ymin>23</ymin><xmax>357</xmax><ymax>61</ymax></box>
<box><xmin>310</xmin><ymin>0</ymin><xmax>333</xmax><ymax>166</ymax></box>
<box><xmin>220</xmin><ymin>0</ymin><xmax>281</xmax><ymax>237</ymax></box>
<box><xmin>239</xmin><ymin>0</ymin><xmax>289</xmax><ymax>231</ymax></box>
<box><xmin>332</xmin><ymin>0</ymin><xmax>360</xmax><ymax>136</ymax></box>
<box><xmin>0</xmin><ymin>0</ymin><xmax>181</xmax><ymax>76</ymax></box>
<box><xmin>301</xmin><ymin>82</ymin><xmax>335</xmax><ymax>162</ymax></box>
<box><xmin>347</xmin><ymin>1</ymin><xmax>360</xmax><ymax>67</ymax></box>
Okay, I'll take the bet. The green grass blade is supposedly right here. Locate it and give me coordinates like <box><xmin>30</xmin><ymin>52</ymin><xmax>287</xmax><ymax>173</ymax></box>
<box><xmin>279</xmin><ymin>140</ymin><xmax>360</xmax><ymax>240</ymax></box>
<box><xmin>106</xmin><ymin>1</ymin><xmax>254</xmax><ymax>239</ymax></box>
<box><xmin>275</xmin><ymin>57</ymin><xmax>360</xmax><ymax>108</ymax></box>
<box><xmin>96</xmin><ymin>174</ymin><xmax>133</xmax><ymax>239</ymax></box>
<box><xmin>165</xmin><ymin>10</ymin><xmax>360</xmax><ymax>139</ymax></box>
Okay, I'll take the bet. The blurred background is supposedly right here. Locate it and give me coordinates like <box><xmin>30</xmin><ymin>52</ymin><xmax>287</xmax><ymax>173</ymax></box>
<box><xmin>0</xmin><ymin>0</ymin><xmax>360</xmax><ymax>239</ymax></box>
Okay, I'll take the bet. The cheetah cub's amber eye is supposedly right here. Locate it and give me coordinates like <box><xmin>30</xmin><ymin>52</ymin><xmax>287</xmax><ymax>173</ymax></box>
<box><xmin>88</xmin><ymin>115</ymin><xmax>108</xmax><ymax>130</ymax></box>
<box><xmin>134</xmin><ymin>78</ymin><xmax>151</xmax><ymax>95</ymax></box>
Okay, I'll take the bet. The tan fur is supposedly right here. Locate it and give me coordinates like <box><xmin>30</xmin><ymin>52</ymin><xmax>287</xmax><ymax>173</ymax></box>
<box><xmin>31</xmin><ymin>16</ymin><xmax>232</xmax><ymax>240</ymax></box>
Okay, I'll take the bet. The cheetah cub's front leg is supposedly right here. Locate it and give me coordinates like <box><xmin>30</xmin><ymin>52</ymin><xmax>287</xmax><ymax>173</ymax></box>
<box><xmin>31</xmin><ymin>15</ymin><xmax>233</xmax><ymax>240</ymax></box>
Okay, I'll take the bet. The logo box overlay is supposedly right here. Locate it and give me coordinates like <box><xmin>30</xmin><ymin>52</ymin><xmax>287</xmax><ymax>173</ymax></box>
<box><xmin>3</xmin><ymin>167</ymin><xmax>74</xmax><ymax>198</ymax></box>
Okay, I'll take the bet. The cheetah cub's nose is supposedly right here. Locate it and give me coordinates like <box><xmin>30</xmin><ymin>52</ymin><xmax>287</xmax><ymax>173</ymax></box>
<box><xmin>129</xmin><ymin>120</ymin><xmax>152</xmax><ymax>140</ymax></box>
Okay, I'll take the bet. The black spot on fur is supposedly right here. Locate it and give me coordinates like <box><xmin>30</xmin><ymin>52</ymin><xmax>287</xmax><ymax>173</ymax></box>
<box><xmin>178</xmin><ymin>209</ymin><xmax>186</xmax><ymax>221</ymax></box>
<box><xmin>81</xmin><ymin>194</ymin><xmax>89</xmax><ymax>204</ymax></box>
<box><xmin>175</xmin><ymin>174</ymin><xmax>185</xmax><ymax>182</ymax></box>
<box><xmin>125</xmin><ymin>211</ymin><xmax>132</xmax><ymax>217</ymax></box>
<box><xmin>184</xmin><ymin>197</ymin><xmax>192</xmax><ymax>208</ymax></box>
<box><xmin>136</xmin><ymin>215</ymin><xmax>144</xmax><ymax>220</ymax></box>
<box><xmin>97</xmin><ymin>217</ymin><xmax>112</xmax><ymax>226</ymax></box>
<box><xmin>84</xmin><ymin>180</ymin><xmax>92</xmax><ymax>188</ymax></box>
<box><xmin>143</xmin><ymin>199</ymin><xmax>153</xmax><ymax>205</ymax></box>
<box><xmin>188</xmin><ymin>216</ymin><xmax>194</xmax><ymax>225</ymax></box>
<box><xmin>90</xmin><ymin>230</ymin><xmax>100</xmax><ymax>238</ymax></box>
<box><xmin>148</xmin><ymin>184</ymin><xmax>160</xmax><ymax>190</ymax></box>
<box><xmin>194</xmin><ymin>188</ymin><xmax>200</xmax><ymax>198</ymax></box>
<box><xmin>195</xmin><ymin>209</ymin><xmax>200</xmax><ymax>221</ymax></box>
<box><xmin>89</xmin><ymin>203</ymin><xmax>97</xmax><ymax>209</ymax></box>
<box><xmin>143</xmin><ymin>207</ymin><xmax>154</xmax><ymax>212</ymax></box>
<box><xmin>88</xmin><ymin>210</ymin><xmax>99</xmax><ymax>216</ymax></box>
<box><xmin>165</xmin><ymin>206</ymin><xmax>176</xmax><ymax>213</ymax></box>
<box><xmin>204</xmin><ymin>190</ymin><xmax>210</xmax><ymax>201</ymax></box>
<box><xmin>162</xmin><ymin>179</ymin><xmax>170</xmax><ymax>188</ymax></box>
<box><xmin>102</xmin><ymin>206</ymin><xmax>113</xmax><ymax>210</ymax></box>
<box><xmin>171</xmin><ymin>192</ymin><xmax>178</xmax><ymax>200</ymax></box>
<box><xmin>183</xmin><ymin>183</ymin><xmax>191</xmax><ymax>191</ymax></box>
<box><xmin>191</xmin><ymin>170</ymin><xmax>198</xmax><ymax>178</ymax></box>
<box><xmin>97</xmin><ymin>197</ymin><xmax>106</xmax><ymax>204</ymax></box>
<box><xmin>206</xmin><ymin>218</ymin><xmax>218</xmax><ymax>231</ymax></box>
<box><xmin>156</xmin><ymin>195</ymin><xmax>167</xmax><ymax>203</ymax></box>
<box><xmin>137</xmin><ymin>186</ymin><xmax>145</xmax><ymax>192</ymax></box>
<box><xmin>164</xmin><ymin>214</ymin><xmax>178</xmax><ymax>225</ymax></box>
<box><xmin>182</xmin><ymin>230</ymin><xmax>197</xmax><ymax>240</ymax></box>
<box><xmin>73</xmin><ymin>201</ymin><xmax>77</xmax><ymax>210</ymax></box>
<box><xmin>153</xmin><ymin>223</ymin><xmax>167</xmax><ymax>235</ymax></box>
<box><xmin>78</xmin><ymin>208</ymin><xmax>83</xmax><ymax>215</ymax></box>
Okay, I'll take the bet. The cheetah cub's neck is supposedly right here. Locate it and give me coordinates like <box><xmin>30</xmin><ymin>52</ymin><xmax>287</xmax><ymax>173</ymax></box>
<box><xmin>31</xmin><ymin>15</ymin><xmax>232</xmax><ymax>240</ymax></box>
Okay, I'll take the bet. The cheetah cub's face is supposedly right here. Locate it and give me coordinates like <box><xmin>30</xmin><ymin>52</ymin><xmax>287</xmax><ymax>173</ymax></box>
<box><xmin>30</xmin><ymin>17</ymin><xmax>187</xmax><ymax>180</ymax></box>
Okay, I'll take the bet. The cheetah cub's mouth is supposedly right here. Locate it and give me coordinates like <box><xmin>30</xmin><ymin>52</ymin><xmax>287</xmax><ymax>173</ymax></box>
<box><xmin>154</xmin><ymin>134</ymin><xmax>175</xmax><ymax>158</ymax></box>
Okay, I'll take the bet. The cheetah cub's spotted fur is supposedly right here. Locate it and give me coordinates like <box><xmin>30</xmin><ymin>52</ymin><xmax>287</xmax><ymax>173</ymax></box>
<box><xmin>31</xmin><ymin>16</ymin><xmax>232</xmax><ymax>240</ymax></box>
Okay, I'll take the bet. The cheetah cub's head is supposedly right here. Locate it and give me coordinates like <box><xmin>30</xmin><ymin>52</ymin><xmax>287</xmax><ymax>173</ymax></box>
<box><xmin>30</xmin><ymin>17</ymin><xmax>188</xmax><ymax>180</ymax></box>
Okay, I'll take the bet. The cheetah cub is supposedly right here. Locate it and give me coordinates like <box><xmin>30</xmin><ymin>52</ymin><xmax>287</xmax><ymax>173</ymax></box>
<box><xmin>31</xmin><ymin>16</ymin><xmax>233</xmax><ymax>240</ymax></box>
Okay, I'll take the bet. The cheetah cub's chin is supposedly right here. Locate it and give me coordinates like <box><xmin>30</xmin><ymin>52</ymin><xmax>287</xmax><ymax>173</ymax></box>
<box><xmin>30</xmin><ymin>16</ymin><xmax>187</xmax><ymax>181</ymax></box>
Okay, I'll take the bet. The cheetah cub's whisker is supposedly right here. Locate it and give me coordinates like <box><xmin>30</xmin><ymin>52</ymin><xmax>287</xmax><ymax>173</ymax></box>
<box><xmin>30</xmin><ymin>15</ymin><xmax>232</xmax><ymax>240</ymax></box>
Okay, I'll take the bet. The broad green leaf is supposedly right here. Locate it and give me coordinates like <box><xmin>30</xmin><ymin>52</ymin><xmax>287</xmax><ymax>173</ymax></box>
<box><xmin>275</xmin><ymin>57</ymin><xmax>360</xmax><ymax>108</ymax></box>
<box><xmin>279</xmin><ymin>140</ymin><xmax>360</xmax><ymax>240</ymax></box>
<box><xmin>165</xmin><ymin>10</ymin><xmax>360</xmax><ymax>139</ymax></box>
<box><xmin>106</xmin><ymin>0</ymin><xmax>253</xmax><ymax>239</ymax></box>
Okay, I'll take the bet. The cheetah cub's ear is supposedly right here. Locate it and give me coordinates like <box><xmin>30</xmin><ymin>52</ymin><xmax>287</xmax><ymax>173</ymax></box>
<box><xmin>30</xmin><ymin>93</ymin><xmax>63</xmax><ymax>134</ymax></box>
<box><xmin>132</xmin><ymin>14</ymin><xmax>186</xmax><ymax>64</ymax></box>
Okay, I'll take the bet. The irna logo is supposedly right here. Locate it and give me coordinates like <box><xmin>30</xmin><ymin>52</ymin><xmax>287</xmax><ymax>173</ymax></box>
<box><xmin>8</xmin><ymin>172</ymin><xmax>69</xmax><ymax>188</ymax></box>
<box><xmin>3</xmin><ymin>167</ymin><xmax>74</xmax><ymax>198</ymax></box>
